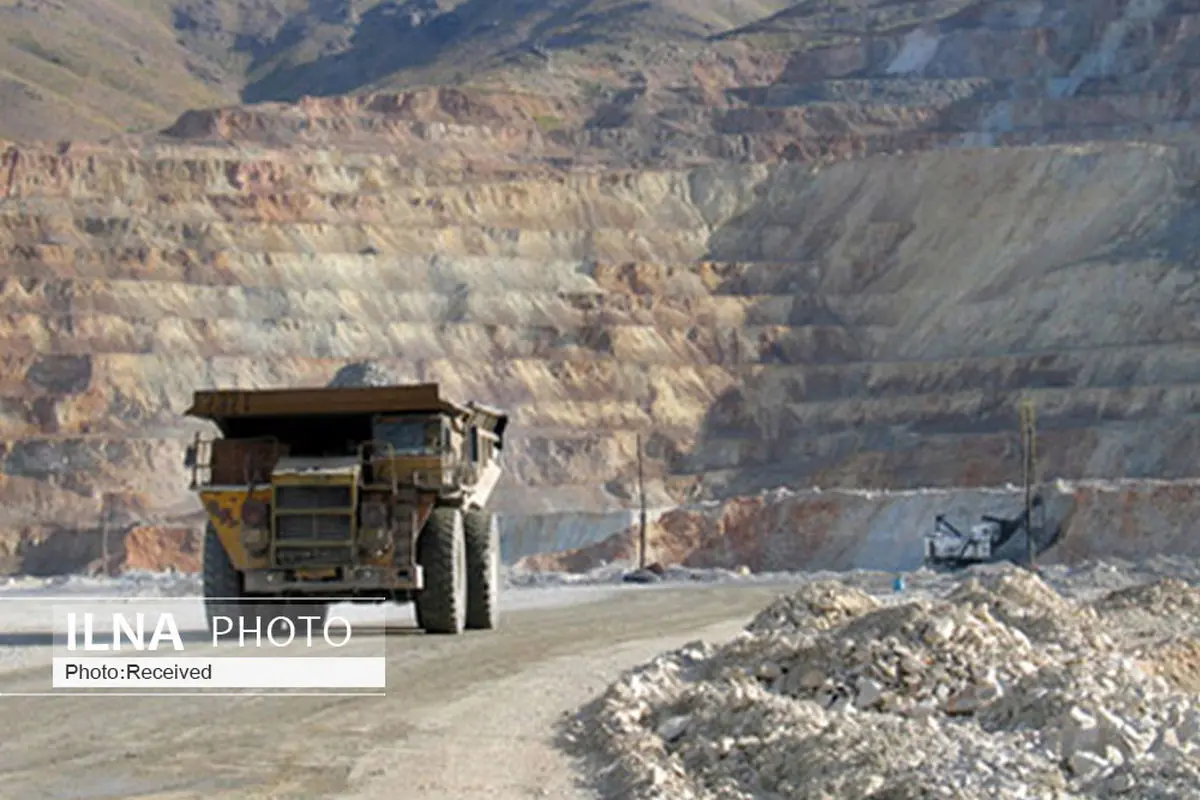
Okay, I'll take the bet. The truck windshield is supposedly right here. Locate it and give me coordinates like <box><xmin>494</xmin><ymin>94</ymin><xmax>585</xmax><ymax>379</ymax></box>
<box><xmin>373</xmin><ymin>418</ymin><xmax>440</xmax><ymax>455</ymax></box>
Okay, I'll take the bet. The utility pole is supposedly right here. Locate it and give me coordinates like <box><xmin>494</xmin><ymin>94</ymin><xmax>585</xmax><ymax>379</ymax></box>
<box><xmin>636</xmin><ymin>433</ymin><xmax>647</xmax><ymax>570</ymax></box>
<box><xmin>100</xmin><ymin>494</ymin><xmax>111</xmax><ymax>577</ymax></box>
<box><xmin>1019</xmin><ymin>398</ymin><xmax>1038</xmax><ymax>569</ymax></box>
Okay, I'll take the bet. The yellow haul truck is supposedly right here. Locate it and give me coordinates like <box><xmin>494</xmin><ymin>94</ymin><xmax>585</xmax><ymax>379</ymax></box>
<box><xmin>183</xmin><ymin>382</ymin><xmax>507</xmax><ymax>635</ymax></box>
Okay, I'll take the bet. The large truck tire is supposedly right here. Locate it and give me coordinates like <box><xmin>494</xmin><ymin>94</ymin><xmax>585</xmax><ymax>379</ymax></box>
<box><xmin>463</xmin><ymin>510</ymin><xmax>499</xmax><ymax>630</ymax></box>
<box><xmin>202</xmin><ymin>523</ymin><xmax>266</xmax><ymax>641</ymax></box>
<box><xmin>414</xmin><ymin>507</ymin><xmax>467</xmax><ymax>635</ymax></box>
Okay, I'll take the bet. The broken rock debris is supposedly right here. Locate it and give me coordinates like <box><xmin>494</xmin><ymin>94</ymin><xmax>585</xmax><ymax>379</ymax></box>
<box><xmin>564</xmin><ymin>564</ymin><xmax>1200</xmax><ymax>798</ymax></box>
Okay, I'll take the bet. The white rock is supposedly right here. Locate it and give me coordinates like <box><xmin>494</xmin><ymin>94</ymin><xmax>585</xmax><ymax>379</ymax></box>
<box><xmin>1152</xmin><ymin>726</ymin><xmax>1182</xmax><ymax>756</ymax></box>
<box><xmin>648</xmin><ymin>764</ymin><xmax>672</xmax><ymax>786</ymax></box>
<box><xmin>948</xmin><ymin>675</ymin><xmax>1004</xmax><ymax>716</ymax></box>
<box><xmin>1060</xmin><ymin>706</ymin><xmax>1102</xmax><ymax>759</ymax></box>
<box><xmin>855</xmin><ymin>678</ymin><xmax>884</xmax><ymax>710</ymax></box>
<box><xmin>756</xmin><ymin>661</ymin><xmax>783</xmax><ymax>681</ymax></box>
<box><xmin>797</xmin><ymin>668</ymin><xmax>825</xmax><ymax>690</ymax></box>
<box><xmin>904</xmin><ymin>700</ymin><xmax>939</xmax><ymax>719</ymax></box>
<box><xmin>860</xmin><ymin>775</ymin><xmax>886</xmax><ymax>794</ymax></box>
<box><xmin>923</xmin><ymin>617</ymin><xmax>956</xmax><ymax>645</ymax></box>
<box><xmin>1179</xmin><ymin>710</ymin><xmax>1200</xmax><ymax>743</ymax></box>
<box><xmin>1096</xmin><ymin>708</ymin><xmax>1151</xmax><ymax>761</ymax></box>
<box><xmin>656</xmin><ymin>714</ymin><xmax>691</xmax><ymax>742</ymax></box>
<box><xmin>1068</xmin><ymin>749</ymin><xmax>1109</xmax><ymax>781</ymax></box>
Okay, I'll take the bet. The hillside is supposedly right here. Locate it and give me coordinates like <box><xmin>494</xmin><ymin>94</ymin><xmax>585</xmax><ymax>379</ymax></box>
<box><xmin>0</xmin><ymin>0</ymin><xmax>224</xmax><ymax>140</ymax></box>
<box><xmin>3</xmin><ymin>0</ymin><xmax>1200</xmax><ymax>572</ymax></box>
<box><xmin>0</xmin><ymin>0</ymin><xmax>793</xmax><ymax>141</ymax></box>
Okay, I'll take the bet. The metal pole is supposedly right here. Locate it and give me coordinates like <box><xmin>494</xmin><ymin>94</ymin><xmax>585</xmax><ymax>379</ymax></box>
<box><xmin>101</xmin><ymin>497</ymin><xmax>110</xmax><ymax>577</ymax></box>
<box><xmin>637</xmin><ymin>433</ymin><xmax>647</xmax><ymax>570</ymax></box>
<box><xmin>1020</xmin><ymin>399</ymin><xmax>1037</xmax><ymax>569</ymax></box>
<box><xmin>1024</xmin><ymin>428</ymin><xmax>1032</xmax><ymax>568</ymax></box>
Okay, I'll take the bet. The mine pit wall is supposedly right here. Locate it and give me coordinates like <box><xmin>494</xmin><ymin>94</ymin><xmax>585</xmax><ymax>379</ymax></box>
<box><xmin>4</xmin><ymin>480</ymin><xmax>1199</xmax><ymax>576</ymax></box>
<box><xmin>498</xmin><ymin>508</ymin><xmax>674</xmax><ymax>564</ymax></box>
<box><xmin>511</xmin><ymin>480</ymin><xmax>1200</xmax><ymax>574</ymax></box>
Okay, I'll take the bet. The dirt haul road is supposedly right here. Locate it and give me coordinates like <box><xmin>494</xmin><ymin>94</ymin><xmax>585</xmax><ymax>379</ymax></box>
<box><xmin>0</xmin><ymin>583</ymin><xmax>792</xmax><ymax>799</ymax></box>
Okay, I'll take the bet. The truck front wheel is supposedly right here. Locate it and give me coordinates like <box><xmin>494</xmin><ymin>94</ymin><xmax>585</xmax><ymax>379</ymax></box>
<box><xmin>464</xmin><ymin>510</ymin><xmax>499</xmax><ymax>630</ymax></box>
<box><xmin>202</xmin><ymin>523</ymin><xmax>266</xmax><ymax>640</ymax></box>
<box><xmin>414</xmin><ymin>508</ymin><xmax>467</xmax><ymax>634</ymax></box>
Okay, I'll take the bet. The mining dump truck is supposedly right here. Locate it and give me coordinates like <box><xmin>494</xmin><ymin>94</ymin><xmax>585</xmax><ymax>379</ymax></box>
<box><xmin>183</xmin><ymin>382</ymin><xmax>507</xmax><ymax>635</ymax></box>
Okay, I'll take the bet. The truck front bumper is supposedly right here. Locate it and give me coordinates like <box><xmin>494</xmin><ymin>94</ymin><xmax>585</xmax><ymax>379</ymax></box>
<box><xmin>242</xmin><ymin>565</ymin><xmax>423</xmax><ymax>593</ymax></box>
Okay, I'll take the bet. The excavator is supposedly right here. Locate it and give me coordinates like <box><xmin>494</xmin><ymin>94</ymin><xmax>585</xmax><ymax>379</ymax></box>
<box><xmin>921</xmin><ymin>399</ymin><xmax>1062</xmax><ymax>571</ymax></box>
<box><xmin>922</xmin><ymin>495</ymin><xmax>1048</xmax><ymax>570</ymax></box>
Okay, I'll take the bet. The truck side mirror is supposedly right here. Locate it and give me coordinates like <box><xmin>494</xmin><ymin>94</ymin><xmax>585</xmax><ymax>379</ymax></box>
<box><xmin>183</xmin><ymin>444</ymin><xmax>197</xmax><ymax>468</ymax></box>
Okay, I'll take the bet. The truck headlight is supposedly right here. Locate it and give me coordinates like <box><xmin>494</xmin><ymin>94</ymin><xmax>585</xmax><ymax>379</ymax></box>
<box><xmin>358</xmin><ymin>527</ymin><xmax>391</xmax><ymax>556</ymax></box>
<box><xmin>242</xmin><ymin>499</ymin><xmax>268</xmax><ymax>528</ymax></box>
<box><xmin>241</xmin><ymin>525</ymin><xmax>270</xmax><ymax>554</ymax></box>
<box><xmin>241</xmin><ymin>500</ymin><xmax>270</xmax><ymax>554</ymax></box>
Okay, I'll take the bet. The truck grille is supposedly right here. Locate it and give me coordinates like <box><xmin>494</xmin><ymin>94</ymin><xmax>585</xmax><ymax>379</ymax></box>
<box><xmin>275</xmin><ymin>485</ymin><xmax>352</xmax><ymax>510</ymax></box>
<box><xmin>276</xmin><ymin>514</ymin><xmax>353</xmax><ymax>542</ymax></box>
<box><xmin>274</xmin><ymin>546</ymin><xmax>354</xmax><ymax>568</ymax></box>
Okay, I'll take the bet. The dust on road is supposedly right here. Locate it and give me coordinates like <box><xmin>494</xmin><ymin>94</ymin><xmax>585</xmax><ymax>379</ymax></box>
<box><xmin>0</xmin><ymin>583</ymin><xmax>795</xmax><ymax>799</ymax></box>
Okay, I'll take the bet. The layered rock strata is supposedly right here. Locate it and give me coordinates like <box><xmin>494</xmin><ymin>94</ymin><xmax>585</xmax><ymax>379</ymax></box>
<box><xmin>5</xmin><ymin>0</ymin><xmax>1200</xmax><ymax>572</ymax></box>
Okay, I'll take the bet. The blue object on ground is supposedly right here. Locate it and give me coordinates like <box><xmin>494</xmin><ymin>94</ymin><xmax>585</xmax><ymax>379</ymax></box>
<box><xmin>893</xmin><ymin>575</ymin><xmax>905</xmax><ymax>592</ymax></box>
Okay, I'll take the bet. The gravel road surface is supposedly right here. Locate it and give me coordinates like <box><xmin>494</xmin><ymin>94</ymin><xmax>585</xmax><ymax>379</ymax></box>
<box><xmin>0</xmin><ymin>582</ymin><xmax>796</xmax><ymax>799</ymax></box>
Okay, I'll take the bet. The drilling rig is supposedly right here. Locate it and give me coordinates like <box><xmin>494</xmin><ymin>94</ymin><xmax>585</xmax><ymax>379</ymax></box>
<box><xmin>921</xmin><ymin>398</ymin><xmax>1049</xmax><ymax>570</ymax></box>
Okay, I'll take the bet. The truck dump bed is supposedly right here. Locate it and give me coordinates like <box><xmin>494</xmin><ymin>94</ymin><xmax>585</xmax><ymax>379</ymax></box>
<box><xmin>187</xmin><ymin>382</ymin><xmax>467</xmax><ymax>421</ymax></box>
<box><xmin>185</xmin><ymin>382</ymin><xmax>508</xmax><ymax>443</ymax></box>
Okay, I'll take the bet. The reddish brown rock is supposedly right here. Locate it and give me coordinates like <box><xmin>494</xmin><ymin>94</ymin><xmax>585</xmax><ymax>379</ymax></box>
<box><xmin>119</xmin><ymin>526</ymin><xmax>202</xmax><ymax>573</ymax></box>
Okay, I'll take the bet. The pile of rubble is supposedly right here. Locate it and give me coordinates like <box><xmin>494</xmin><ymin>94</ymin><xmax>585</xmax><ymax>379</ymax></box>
<box><xmin>1093</xmin><ymin>577</ymin><xmax>1200</xmax><ymax>617</ymax></box>
<box><xmin>563</xmin><ymin>564</ymin><xmax>1200</xmax><ymax>798</ymax></box>
<box><xmin>744</xmin><ymin>580</ymin><xmax>881</xmax><ymax>634</ymax></box>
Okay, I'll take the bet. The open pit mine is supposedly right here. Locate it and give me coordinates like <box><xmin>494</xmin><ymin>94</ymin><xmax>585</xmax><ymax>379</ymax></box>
<box><xmin>1</xmin><ymin>0</ymin><xmax>1200</xmax><ymax>580</ymax></box>
<box><xmin>3</xmin><ymin>0</ymin><xmax>1200</xmax><ymax>797</ymax></box>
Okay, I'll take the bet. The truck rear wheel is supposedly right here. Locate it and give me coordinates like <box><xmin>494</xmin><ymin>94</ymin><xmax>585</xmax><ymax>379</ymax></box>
<box><xmin>414</xmin><ymin>507</ymin><xmax>467</xmax><ymax>635</ymax></box>
<box><xmin>464</xmin><ymin>510</ymin><xmax>499</xmax><ymax>630</ymax></box>
<box><xmin>202</xmin><ymin>523</ymin><xmax>265</xmax><ymax>640</ymax></box>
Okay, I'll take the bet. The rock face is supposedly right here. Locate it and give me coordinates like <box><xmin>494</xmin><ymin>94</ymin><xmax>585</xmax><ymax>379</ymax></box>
<box><xmin>516</xmin><ymin>480</ymin><xmax>1200</xmax><ymax>571</ymax></box>
<box><xmin>562</xmin><ymin>564</ymin><xmax>1200</xmax><ymax>798</ymax></box>
<box><xmin>4</xmin><ymin>0</ymin><xmax>1200</xmax><ymax>573</ymax></box>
